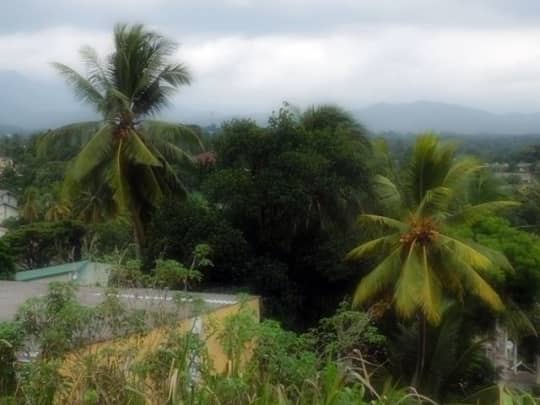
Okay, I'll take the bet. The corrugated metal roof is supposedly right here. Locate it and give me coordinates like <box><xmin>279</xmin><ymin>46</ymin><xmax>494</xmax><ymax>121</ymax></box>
<box><xmin>15</xmin><ymin>261</ymin><xmax>89</xmax><ymax>281</ymax></box>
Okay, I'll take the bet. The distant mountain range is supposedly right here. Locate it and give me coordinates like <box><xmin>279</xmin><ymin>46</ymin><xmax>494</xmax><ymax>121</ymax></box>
<box><xmin>3</xmin><ymin>68</ymin><xmax>540</xmax><ymax>135</ymax></box>
<box><xmin>354</xmin><ymin>101</ymin><xmax>540</xmax><ymax>135</ymax></box>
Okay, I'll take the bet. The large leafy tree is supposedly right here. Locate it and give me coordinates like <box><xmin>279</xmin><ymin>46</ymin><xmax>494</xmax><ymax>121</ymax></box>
<box><xmin>202</xmin><ymin>104</ymin><xmax>373</xmax><ymax>327</ymax></box>
<box><xmin>46</xmin><ymin>24</ymin><xmax>202</xmax><ymax>252</ymax></box>
<box><xmin>346</xmin><ymin>134</ymin><xmax>517</xmax><ymax>383</ymax></box>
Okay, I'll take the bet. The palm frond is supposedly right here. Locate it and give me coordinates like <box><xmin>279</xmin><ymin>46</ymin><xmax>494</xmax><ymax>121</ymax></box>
<box><xmin>419</xmin><ymin>245</ymin><xmax>442</xmax><ymax>324</ymax></box>
<box><xmin>133</xmin><ymin>166</ymin><xmax>165</xmax><ymax>207</ymax></box>
<box><xmin>372</xmin><ymin>175</ymin><xmax>402</xmax><ymax>214</ymax></box>
<box><xmin>67</xmin><ymin>125</ymin><xmax>113</xmax><ymax>182</ymax></box>
<box><xmin>415</xmin><ymin>186</ymin><xmax>453</xmax><ymax>217</ymax></box>
<box><xmin>125</xmin><ymin>130</ymin><xmax>161</xmax><ymax>167</ymax></box>
<box><xmin>142</xmin><ymin>120</ymin><xmax>204</xmax><ymax>154</ymax></box>
<box><xmin>442</xmin><ymin>157</ymin><xmax>481</xmax><ymax>189</ymax></box>
<box><xmin>345</xmin><ymin>234</ymin><xmax>400</xmax><ymax>262</ymax></box>
<box><xmin>394</xmin><ymin>242</ymin><xmax>423</xmax><ymax>320</ymax></box>
<box><xmin>358</xmin><ymin>214</ymin><xmax>408</xmax><ymax>232</ymax></box>
<box><xmin>353</xmin><ymin>248</ymin><xmax>401</xmax><ymax>306</ymax></box>
<box><xmin>79</xmin><ymin>45</ymin><xmax>110</xmax><ymax>91</ymax></box>
<box><xmin>459</xmin><ymin>263</ymin><xmax>504</xmax><ymax>311</ymax></box>
<box><xmin>499</xmin><ymin>301</ymin><xmax>537</xmax><ymax>339</ymax></box>
<box><xmin>449</xmin><ymin>201</ymin><xmax>520</xmax><ymax>226</ymax></box>
<box><xmin>437</xmin><ymin>234</ymin><xmax>492</xmax><ymax>271</ymax></box>
<box><xmin>36</xmin><ymin>121</ymin><xmax>101</xmax><ymax>159</ymax></box>
<box><xmin>407</xmin><ymin>133</ymin><xmax>451</xmax><ymax>206</ymax></box>
<box><xmin>52</xmin><ymin>62</ymin><xmax>104</xmax><ymax>109</ymax></box>
<box><xmin>466</xmin><ymin>240</ymin><xmax>513</xmax><ymax>274</ymax></box>
<box><xmin>109</xmin><ymin>139</ymin><xmax>132</xmax><ymax>213</ymax></box>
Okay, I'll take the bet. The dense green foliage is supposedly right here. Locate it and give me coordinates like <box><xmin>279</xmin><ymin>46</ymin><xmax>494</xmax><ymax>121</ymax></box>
<box><xmin>458</xmin><ymin>216</ymin><xmax>540</xmax><ymax>306</ymax></box>
<box><xmin>3</xmin><ymin>221</ymin><xmax>86</xmax><ymax>269</ymax></box>
<box><xmin>0</xmin><ymin>239</ymin><xmax>15</xmax><ymax>280</ymax></box>
<box><xmin>145</xmin><ymin>196</ymin><xmax>249</xmax><ymax>285</ymax></box>
<box><xmin>193</xmin><ymin>105</ymin><xmax>373</xmax><ymax>326</ymax></box>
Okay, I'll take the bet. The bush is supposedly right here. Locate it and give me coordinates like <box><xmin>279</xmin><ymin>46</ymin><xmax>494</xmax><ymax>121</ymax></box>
<box><xmin>0</xmin><ymin>322</ymin><xmax>23</xmax><ymax>396</ymax></box>
<box><xmin>0</xmin><ymin>239</ymin><xmax>15</xmax><ymax>280</ymax></box>
<box><xmin>4</xmin><ymin>220</ymin><xmax>86</xmax><ymax>269</ymax></box>
<box><xmin>145</xmin><ymin>197</ymin><xmax>249</xmax><ymax>285</ymax></box>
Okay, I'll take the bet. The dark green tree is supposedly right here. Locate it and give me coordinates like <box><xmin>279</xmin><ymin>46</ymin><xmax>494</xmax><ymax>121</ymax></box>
<box><xmin>201</xmin><ymin>104</ymin><xmax>373</xmax><ymax>326</ymax></box>
<box><xmin>4</xmin><ymin>220</ymin><xmax>86</xmax><ymax>269</ymax></box>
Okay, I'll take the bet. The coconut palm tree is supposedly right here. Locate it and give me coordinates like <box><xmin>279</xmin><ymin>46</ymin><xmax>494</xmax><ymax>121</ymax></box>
<box><xmin>42</xmin><ymin>183</ymin><xmax>72</xmax><ymax>222</ymax></box>
<box><xmin>44</xmin><ymin>198</ymin><xmax>71</xmax><ymax>222</ymax></box>
<box><xmin>46</xmin><ymin>24</ymin><xmax>203</xmax><ymax>254</ymax></box>
<box><xmin>346</xmin><ymin>133</ymin><xmax>518</xmax><ymax>384</ymax></box>
<box><xmin>20</xmin><ymin>187</ymin><xmax>40</xmax><ymax>223</ymax></box>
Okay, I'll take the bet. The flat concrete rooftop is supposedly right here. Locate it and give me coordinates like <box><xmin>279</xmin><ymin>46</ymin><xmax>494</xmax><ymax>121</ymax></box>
<box><xmin>0</xmin><ymin>281</ymin><xmax>240</xmax><ymax>322</ymax></box>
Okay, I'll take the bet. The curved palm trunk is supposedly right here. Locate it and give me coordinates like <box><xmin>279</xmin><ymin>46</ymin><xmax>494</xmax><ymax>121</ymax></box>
<box><xmin>412</xmin><ymin>313</ymin><xmax>428</xmax><ymax>388</ymax></box>
<box><xmin>132</xmin><ymin>208</ymin><xmax>145</xmax><ymax>259</ymax></box>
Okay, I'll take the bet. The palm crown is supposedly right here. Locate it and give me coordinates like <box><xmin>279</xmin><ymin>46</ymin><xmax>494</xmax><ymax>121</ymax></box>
<box><xmin>347</xmin><ymin>134</ymin><xmax>518</xmax><ymax>325</ymax></box>
<box><xmin>45</xmin><ymin>24</ymin><xmax>203</xmax><ymax>249</ymax></box>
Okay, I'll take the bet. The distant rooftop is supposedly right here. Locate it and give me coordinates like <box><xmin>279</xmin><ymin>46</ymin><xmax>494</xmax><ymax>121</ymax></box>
<box><xmin>15</xmin><ymin>261</ymin><xmax>88</xmax><ymax>281</ymax></box>
<box><xmin>15</xmin><ymin>260</ymin><xmax>112</xmax><ymax>286</ymax></box>
<box><xmin>0</xmin><ymin>281</ymin><xmax>240</xmax><ymax>322</ymax></box>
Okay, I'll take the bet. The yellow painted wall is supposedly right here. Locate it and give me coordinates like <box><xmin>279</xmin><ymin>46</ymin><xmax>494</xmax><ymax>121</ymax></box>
<box><xmin>204</xmin><ymin>296</ymin><xmax>260</xmax><ymax>373</ymax></box>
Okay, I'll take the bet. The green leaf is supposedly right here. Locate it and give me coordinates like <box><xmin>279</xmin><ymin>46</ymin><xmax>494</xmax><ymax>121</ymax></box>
<box><xmin>358</xmin><ymin>214</ymin><xmax>408</xmax><ymax>232</ymax></box>
<box><xmin>394</xmin><ymin>242</ymin><xmax>423</xmax><ymax>320</ymax></box>
<box><xmin>345</xmin><ymin>234</ymin><xmax>400</xmax><ymax>262</ymax></box>
<box><xmin>68</xmin><ymin>125</ymin><xmax>113</xmax><ymax>181</ymax></box>
<box><xmin>353</xmin><ymin>248</ymin><xmax>401</xmax><ymax>306</ymax></box>
<box><xmin>51</xmin><ymin>62</ymin><xmax>104</xmax><ymax>109</ymax></box>
<box><xmin>125</xmin><ymin>129</ymin><xmax>162</xmax><ymax>167</ymax></box>
<box><xmin>450</xmin><ymin>201</ymin><xmax>520</xmax><ymax>226</ymax></box>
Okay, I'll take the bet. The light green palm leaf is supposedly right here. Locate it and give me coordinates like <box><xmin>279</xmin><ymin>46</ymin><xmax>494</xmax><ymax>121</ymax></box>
<box><xmin>353</xmin><ymin>248</ymin><xmax>401</xmax><ymax>306</ymax></box>
<box><xmin>68</xmin><ymin>125</ymin><xmax>113</xmax><ymax>181</ymax></box>
<box><xmin>345</xmin><ymin>233</ymin><xmax>400</xmax><ymax>261</ymax></box>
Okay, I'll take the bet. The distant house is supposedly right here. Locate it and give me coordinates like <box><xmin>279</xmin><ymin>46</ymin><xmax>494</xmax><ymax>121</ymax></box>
<box><xmin>495</xmin><ymin>172</ymin><xmax>535</xmax><ymax>184</ymax></box>
<box><xmin>516</xmin><ymin>162</ymin><xmax>533</xmax><ymax>173</ymax></box>
<box><xmin>0</xmin><ymin>190</ymin><xmax>18</xmax><ymax>236</ymax></box>
<box><xmin>15</xmin><ymin>260</ymin><xmax>112</xmax><ymax>287</ymax></box>
<box><xmin>0</xmin><ymin>157</ymin><xmax>14</xmax><ymax>174</ymax></box>
<box><xmin>488</xmin><ymin>162</ymin><xmax>510</xmax><ymax>172</ymax></box>
<box><xmin>0</xmin><ymin>190</ymin><xmax>17</xmax><ymax>221</ymax></box>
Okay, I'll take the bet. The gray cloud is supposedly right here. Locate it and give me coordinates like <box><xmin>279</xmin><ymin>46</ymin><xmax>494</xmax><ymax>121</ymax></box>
<box><xmin>3</xmin><ymin>0</ymin><xmax>540</xmax><ymax>129</ymax></box>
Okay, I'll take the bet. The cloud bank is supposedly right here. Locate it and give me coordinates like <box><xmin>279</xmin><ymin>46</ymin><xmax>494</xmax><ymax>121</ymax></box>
<box><xmin>3</xmin><ymin>0</ymin><xmax>540</xmax><ymax>127</ymax></box>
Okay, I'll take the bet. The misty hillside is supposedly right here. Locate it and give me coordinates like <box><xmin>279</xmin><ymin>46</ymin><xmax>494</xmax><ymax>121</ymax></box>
<box><xmin>0</xmin><ymin>124</ymin><xmax>25</xmax><ymax>135</ymax></box>
<box><xmin>355</xmin><ymin>101</ymin><xmax>540</xmax><ymax>135</ymax></box>
<box><xmin>4</xmin><ymin>66</ymin><xmax>540</xmax><ymax>136</ymax></box>
<box><xmin>0</xmin><ymin>70</ymin><xmax>96</xmax><ymax>130</ymax></box>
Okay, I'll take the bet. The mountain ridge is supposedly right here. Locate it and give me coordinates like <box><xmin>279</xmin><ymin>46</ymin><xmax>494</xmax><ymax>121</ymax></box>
<box><xmin>354</xmin><ymin>101</ymin><xmax>540</xmax><ymax>135</ymax></box>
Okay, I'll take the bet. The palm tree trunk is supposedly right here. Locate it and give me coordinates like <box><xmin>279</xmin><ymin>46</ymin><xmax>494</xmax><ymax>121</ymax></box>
<box><xmin>413</xmin><ymin>313</ymin><xmax>427</xmax><ymax>388</ymax></box>
<box><xmin>132</xmin><ymin>209</ymin><xmax>145</xmax><ymax>259</ymax></box>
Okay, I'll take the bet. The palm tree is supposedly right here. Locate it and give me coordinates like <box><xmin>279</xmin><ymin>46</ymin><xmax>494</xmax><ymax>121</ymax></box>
<box><xmin>42</xmin><ymin>183</ymin><xmax>72</xmax><ymax>222</ymax></box>
<box><xmin>346</xmin><ymin>134</ymin><xmax>517</xmax><ymax>384</ymax></box>
<box><xmin>46</xmin><ymin>24</ymin><xmax>203</xmax><ymax>254</ymax></box>
<box><xmin>44</xmin><ymin>198</ymin><xmax>71</xmax><ymax>222</ymax></box>
<box><xmin>20</xmin><ymin>187</ymin><xmax>40</xmax><ymax>223</ymax></box>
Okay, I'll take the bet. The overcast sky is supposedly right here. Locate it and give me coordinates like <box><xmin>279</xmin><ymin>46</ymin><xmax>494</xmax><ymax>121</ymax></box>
<box><xmin>3</xmin><ymin>0</ymin><xmax>540</xmax><ymax>127</ymax></box>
